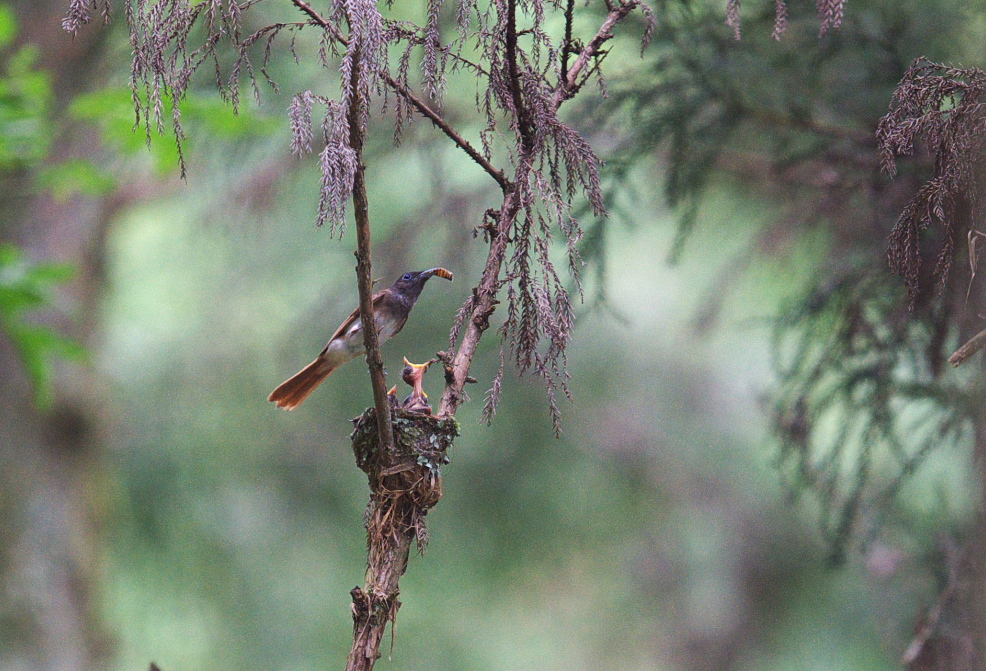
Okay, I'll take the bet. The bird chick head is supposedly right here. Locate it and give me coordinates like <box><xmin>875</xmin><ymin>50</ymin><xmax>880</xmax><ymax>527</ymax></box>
<box><xmin>401</xmin><ymin>357</ymin><xmax>432</xmax><ymax>386</ymax></box>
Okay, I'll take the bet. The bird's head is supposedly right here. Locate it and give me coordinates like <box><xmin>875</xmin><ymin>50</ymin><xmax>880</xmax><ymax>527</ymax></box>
<box><xmin>401</xmin><ymin>357</ymin><xmax>432</xmax><ymax>388</ymax></box>
<box><xmin>390</xmin><ymin>267</ymin><xmax>453</xmax><ymax>299</ymax></box>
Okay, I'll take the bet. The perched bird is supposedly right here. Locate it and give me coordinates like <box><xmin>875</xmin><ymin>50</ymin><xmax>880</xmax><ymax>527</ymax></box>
<box><xmin>401</xmin><ymin>357</ymin><xmax>433</xmax><ymax>414</ymax></box>
<box><xmin>268</xmin><ymin>268</ymin><xmax>453</xmax><ymax>410</ymax></box>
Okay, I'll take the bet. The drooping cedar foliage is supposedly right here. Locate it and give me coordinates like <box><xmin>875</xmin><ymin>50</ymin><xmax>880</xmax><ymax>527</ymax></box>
<box><xmin>64</xmin><ymin>3</ymin><xmax>651</xmax><ymax>668</ymax></box>
<box><xmin>64</xmin><ymin>0</ymin><xmax>652</xmax><ymax>431</ymax></box>
<box><xmin>879</xmin><ymin>58</ymin><xmax>986</xmax><ymax>303</ymax></box>
<box><xmin>585</xmin><ymin>0</ymin><xmax>982</xmax><ymax>561</ymax></box>
<box><xmin>726</xmin><ymin>0</ymin><xmax>845</xmax><ymax>40</ymax></box>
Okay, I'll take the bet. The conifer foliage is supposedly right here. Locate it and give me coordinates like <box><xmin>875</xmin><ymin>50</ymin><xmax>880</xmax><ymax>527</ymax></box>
<box><xmin>879</xmin><ymin>58</ymin><xmax>986</xmax><ymax>302</ymax></box>
<box><xmin>64</xmin><ymin>0</ymin><xmax>652</xmax><ymax>432</ymax></box>
<box><xmin>62</xmin><ymin>1</ymin><xmax>651</xmax><ymax>667</ymax></box>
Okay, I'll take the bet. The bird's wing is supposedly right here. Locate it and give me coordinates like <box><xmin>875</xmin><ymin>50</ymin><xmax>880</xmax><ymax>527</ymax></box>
<box><xmin>320</xmin><ymin>290</ymin><xmax>386</xmax><ymax>352</ymax></box>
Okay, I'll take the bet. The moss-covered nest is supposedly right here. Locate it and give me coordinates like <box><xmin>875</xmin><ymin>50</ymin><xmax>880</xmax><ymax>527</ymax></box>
<box><xmin>350</xmin><ymin>408</ymin><xmax>459</xmax><ymax>550</ymax></box>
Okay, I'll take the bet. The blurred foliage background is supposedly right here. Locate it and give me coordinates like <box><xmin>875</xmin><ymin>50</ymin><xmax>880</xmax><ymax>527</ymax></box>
<box><xmin>1</xmin><ymin>0</ymin><xmax>984</xmax><ymax>670</ymax></box>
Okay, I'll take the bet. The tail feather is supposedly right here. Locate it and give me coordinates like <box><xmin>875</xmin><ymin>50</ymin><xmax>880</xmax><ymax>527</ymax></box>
<box><xmin>268</xmin><ymin>357</ymin><xmax>335</xmax><ymax>410</ymax></box>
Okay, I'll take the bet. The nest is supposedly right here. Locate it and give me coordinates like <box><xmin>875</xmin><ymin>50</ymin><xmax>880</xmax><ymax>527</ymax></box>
<box><xmin>350</xmin><ymin>408</ymin><xmax>459</xmax><ymax>553</ymax></box>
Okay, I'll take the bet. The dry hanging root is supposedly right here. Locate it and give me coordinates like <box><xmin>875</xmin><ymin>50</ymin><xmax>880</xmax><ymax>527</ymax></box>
<box><xmin>346</xmin><ymin>408</ymin><xmax>459</xmax><ymax>671</ymax></box>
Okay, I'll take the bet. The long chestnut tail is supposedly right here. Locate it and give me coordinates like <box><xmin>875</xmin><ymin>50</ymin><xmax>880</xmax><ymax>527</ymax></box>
<box><xmin>268</xmin><ymin>357</ymin><xmax>335</xmax><ymax>410</ymax></box>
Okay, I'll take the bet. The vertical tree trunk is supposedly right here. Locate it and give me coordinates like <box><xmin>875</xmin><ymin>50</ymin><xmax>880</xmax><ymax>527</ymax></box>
<box><xmin>0</xmin><ymin>5</ymin><xmax>114</xmax><ymax>670</ymax></box>
<box><xmin>968</xmin><ymin>405</ymin><xmax>986</xmax><ymax>668</ymax></box>
<box><xmin>346</xmin><ymin>409</ymin><xmax>458</xmax><ymax>671</ymax></box>
<box><xmin>933</xmin><ymin>195</ymin><xmax>986</xmax><ymax>670</ymax></box>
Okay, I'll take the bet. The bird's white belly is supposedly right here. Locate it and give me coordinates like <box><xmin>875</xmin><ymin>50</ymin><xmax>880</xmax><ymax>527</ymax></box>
<box><xmin>323</xmin><ymin>314</ymin><xmax>400</xmax><ymax>366</ymax></box>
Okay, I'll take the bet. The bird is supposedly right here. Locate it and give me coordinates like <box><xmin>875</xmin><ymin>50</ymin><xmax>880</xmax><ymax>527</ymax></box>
<box><xmin>387</xmin><ymin>384</ymin><xmax>400</xmax><ymax>412</ymax></box>
<box><xmin>400</xmin><ymin>357</ymin><xmax>433</xmax><ymax>414</ymax></box>
<box><xmin>268</xmin><ymin>268</ymin><xmax>453</xmax><ymax>410</ymax></box>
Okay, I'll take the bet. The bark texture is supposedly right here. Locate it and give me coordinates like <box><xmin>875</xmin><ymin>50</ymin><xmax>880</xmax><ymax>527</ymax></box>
<box><xmin>345</xmin><ymin>409</ymin><xmax>458</xmax><ymax>671</ymax></box>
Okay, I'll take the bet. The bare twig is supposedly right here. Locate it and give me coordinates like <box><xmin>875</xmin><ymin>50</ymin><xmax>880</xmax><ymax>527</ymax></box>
<box><xmin>346</xmin><ymin>46</ymin><xmax>394</xmax><ymax>456</ymax></box>
<box><xmin>966</xmin><ymin>229</ymin><xmax>986</xmax><ymax>303</ymax></box>
<box><xmin>901</xmin><ymin>537</ymin><xmax>962</xmax><ymax>664</ymax></box>
<box><xmin>949</xmin><ymin>327</ymin><xmax>986</xmax><ymax>367</ymax></box>
<box><xmin>381</xmin><ymin>73</ymin><xmax>510</xmax><ymax>191</ymax></box>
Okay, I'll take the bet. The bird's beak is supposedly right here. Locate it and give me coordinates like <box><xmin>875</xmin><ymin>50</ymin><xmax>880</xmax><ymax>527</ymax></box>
<box><xmin>421</xmin><ymin>267</ymin><xmax>453</xmax><ymax>281</ymax></box>
<box><xmin>403</xmin><ymin>356</ymin><xmax>432</xmax><ymax>372</ymax></box>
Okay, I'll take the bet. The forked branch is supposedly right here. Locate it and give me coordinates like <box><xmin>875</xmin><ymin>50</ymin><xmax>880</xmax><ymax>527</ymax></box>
<box><xmin>289</xmin><ymin>0</ymin><xmax>510</xmax><ymax>191</ymax></box>
<box><xmin>552</xmin><ymin>1</ymin><xmax>643</xmax><ymax>109</ymax></box>
<box><xmin>439</xmin><ymin>1</ymin><xmax>646</xmax><ymax>417</ymax></box>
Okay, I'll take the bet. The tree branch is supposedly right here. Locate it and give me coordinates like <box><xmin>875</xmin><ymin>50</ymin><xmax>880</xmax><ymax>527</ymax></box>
<box><xmin>436</xmin><ymin>1</ymin><xmax>539</xmax><ymax>419</ymax></box>
<box><xmin>506</xmin><ymin>0</ymin><xmax>535</xmax><ymax>150</ymax></box>
<box><xmin>561</xmin><ymin>0</ymin><xmax>575</xmax><ymax>83</ymax></box>
<box><xmin>949</xmin><ymin>326</ymin><xmax>986</xmax><ymax>367</ymax></box>
<box><xmin>346</xmin><ymin>411</ymin><xmax>457</xmax><ymax>671</ymax></box>
<box><xmin>438</xmin><ymin>184</ymin><xmax>523</xmax><ymax>417</ymax></box>
<box><xmin>381</xmin><ymin>72</ymin><xmax>510</xmax><ymax>191</ymax></box>
<box><xmin>438</xmin><ymin>2</ymin><xmax>644</xmax><ymax>417</ymax></box>
<box><xmin>345</xmin><ymin>41</ymin><xmax>395</xmax><ymax>514</ymax></box>
<box><xmin>290</xmin><ymin>0</ymin><xmax>510</xmax><ymax>191</ymax></box>
<box><xmin>551</xmin><ymin>0</ymin><xmax>640</xmax><ymax>110</ymax></box>
<box><xmin>343</xmin><ymin>23</ymin><xmax>400</xmax><ymax>669</ymax></box>
<box><xmin>292</xmin><ymin>0</ymin><xmax>348</xmax><ymax>42</ymax></box>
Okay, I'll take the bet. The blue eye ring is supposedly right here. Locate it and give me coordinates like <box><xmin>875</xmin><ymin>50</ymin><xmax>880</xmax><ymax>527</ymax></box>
<box><xmin>402</xmin><ymin>273</ymin><xmax>413</xmax><ymax>281</ymax></box>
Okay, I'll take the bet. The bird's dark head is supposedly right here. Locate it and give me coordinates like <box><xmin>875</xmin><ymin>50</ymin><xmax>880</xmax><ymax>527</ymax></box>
<box><xmin>390</xmin><ymin>267</ymin><xmax>453</xmax><ymax>301</ymax></box>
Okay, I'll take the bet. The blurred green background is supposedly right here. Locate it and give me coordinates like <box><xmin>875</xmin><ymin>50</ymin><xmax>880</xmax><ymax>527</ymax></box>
<box><xmin>0</xmin><ymin>0</ymin><xmax>979</xmax><ymax>669</ymax></box>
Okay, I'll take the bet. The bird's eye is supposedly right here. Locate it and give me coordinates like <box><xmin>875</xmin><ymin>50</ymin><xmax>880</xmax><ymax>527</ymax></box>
<box><xmin>402</xmin><ymin>273</ymin><xmax>413</xmax><ymax>281</ymax></box>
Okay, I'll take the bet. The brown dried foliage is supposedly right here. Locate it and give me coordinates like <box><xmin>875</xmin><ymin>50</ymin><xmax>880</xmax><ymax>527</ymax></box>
<box><xmin>62</xmin><ymin>0</ymin><xmax>112</xmax><ymax>33</ymax></box>
<box><xmin>726</xmin><ymin>0</ymin><xmax>844</xmax><ymax>40</ymax></box>
<box><xmin>879</xmin><ymin>58</ymin><xmax>986</xmax><ymax>303</ymax></box>
<box><xmin>73</xmin><ymin>0</ymin><xmax>650</xmax><ymax>432</ymax></box>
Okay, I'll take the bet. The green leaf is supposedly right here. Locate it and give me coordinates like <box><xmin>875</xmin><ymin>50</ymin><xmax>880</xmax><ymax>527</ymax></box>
<box><xmin>0</xmin><ymin>42</ymin><xmax>52</xmax><ymax>168</ymax></box>
<box><xmin>183</xmin><ymin>95</ymin><xmax>280</xmax><ymax>138</ymax></box>
<box><xmin>68</xmin><ymin>87</ymin><xmax>134</xmax><ymax>121</ymax></box>
<box><xmin>24</xmin><ymin>261</ymin><xmax>75</xmax><ymax>284</ymax></box>
<box><xmin>0</xmin><ymin>4</ymin><xmax>18</xmax><ymax>49</ymax></box>
<box><xmin>5</xmin><ymin>321</ymin><xmax>86</xmax><ymax>408</ymax></box>
<box><xmin>69</xmin><ymin>86</ymin><xmax>278</xmax><ymax>175</ymax></box>
<box><xmin>0</xmin><ymin>244</ymin><xmax>85</xmax><ymax>408</ymax></box>
<box><xmin>38</xmin><ymin>158</ymin><xmax>118</xmax><ymax>201</ymax></box>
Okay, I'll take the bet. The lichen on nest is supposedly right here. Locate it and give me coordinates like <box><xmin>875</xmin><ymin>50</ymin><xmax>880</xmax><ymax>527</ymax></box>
<box><xmin>350</xmin><ymin>408</ymin><xmax>459</xmax><ymax>551</ymax></box>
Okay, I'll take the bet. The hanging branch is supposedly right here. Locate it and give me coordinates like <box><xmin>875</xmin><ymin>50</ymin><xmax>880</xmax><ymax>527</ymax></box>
<box><xmin>551</xmin><ymin>0</ymin><xmax>642</xmax><ymax>108</ymax></box>
<box><xmin>288</xmin><ymin>0</ymin><xmax>648</xmax><ymax>424</ymax></box>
